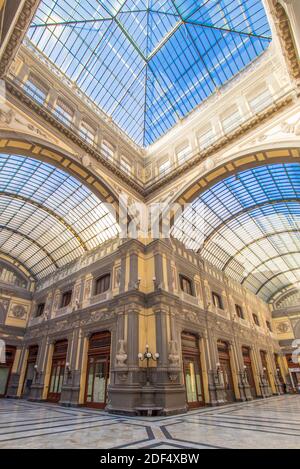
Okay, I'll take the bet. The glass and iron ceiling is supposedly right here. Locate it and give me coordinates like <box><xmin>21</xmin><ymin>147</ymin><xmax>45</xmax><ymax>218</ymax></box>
<box><xmin>172</xmin><ymin>163</ymin><xmax>300</xmax><ymax>302</ymax></box>
<box><xmin>0</xmin><ymin>154</ymin><xmax>119</xmax><ymax>279</ymax></box>
<box><xmin>27</xmin><ymin>0</ymin><xmax>271</xmax><ymax>146</ymax></box>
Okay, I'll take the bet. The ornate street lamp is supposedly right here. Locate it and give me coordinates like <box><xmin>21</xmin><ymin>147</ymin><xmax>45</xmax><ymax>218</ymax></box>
<box><xmin>138</xmin><ymin>345</ymin><xmax>159</xmax><ymax>386</ymax></box>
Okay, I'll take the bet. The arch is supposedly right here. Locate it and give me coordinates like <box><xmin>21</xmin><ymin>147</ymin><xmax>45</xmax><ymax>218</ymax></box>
<box><xmin>0</xmin><ymin>151</ymin><xmax>121</xmax><ymax>278</ymax></box>
<box><xmin>0</xmin><ymin>251</ymin><xmax>35</xmax><ymax>283</ymax></box>
<box><xmin>256</xmin><ymin>267</ymin><xmax>300</xmax><ymax>295</ymax></box>
<box><xmin>0</xmin><ymin>134</ymin><xmax>120</xmax><ymax>213</ymax></box>
<box><xmin>172</xmin><ymin>146</ymin><xmax>300</xmax><ymax>207</ymax></box>
<box><xmin>201</xmin><ymin>199</ymin><xmax>300</xmax><ymax>249</ymax></box>
<box><xmin>270</xmin><ymin>283</ymin><xmax>300</xmax><ymax>305</ymax></box>
<box><xmin>172</xmin><ymin>160</ymin><xmax>300</xmax><ymax>302</ymax></box>
<box><xmin>0</xmin><ymin>226</ymin><xmax>58</xmax><ymax>273</ymax></box>
<box><xmin>0</xmin><ymin>192</ymin><xmax>88</xmax><ymax>251</ymax></box>
<box><xmin>273</xmin><ymin>286</ymin><xmax>300</xmax><ymax>309</ymax></box>
<box><xmin>242</xmin><ymin>252</ymin><xmax>300</xmax><ymax>285</ymax></box>
<box><xmin>0</xmin><ymin>256</ymin><xmax>31</xmax><ymax>288</ymax></box>
<box><xmin>223</xmin><ymin>230</ymin><xmax>300</xmax><ymax>271</ymax></box>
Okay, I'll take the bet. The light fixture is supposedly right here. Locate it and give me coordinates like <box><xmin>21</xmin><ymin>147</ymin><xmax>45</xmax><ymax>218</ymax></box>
<box><xmin>138</xmin><ymin>345</ymin><xmax>160</xmax><ymax>386</ymax></box>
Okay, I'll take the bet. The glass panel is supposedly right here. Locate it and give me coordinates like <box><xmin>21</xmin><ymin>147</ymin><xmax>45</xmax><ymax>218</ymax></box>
<box><xmin>49</xmin><ymin>368</ymin><xmax>56</xmax><ymax>393</ymax></box>
<box><xmin>0</xmin><ymin>367</ymin><xmax>10</xmax><ymax>395</ymax></box>
<box><xmin>173</xmin><ymin>163</ymin><xmax>300</xmax><ymax>300</ymax></box>
<box><xmin>185</xmin><ymin>360</ymin><xmax>197</xmax><ymax>403</ymax></box>
<box><xmin>53</xmin><ymin>365</ymin><xmax>60</xmax><ymax>393</ymax></box>
<box><xmin>86</xmin><ymin>360</ymin><xmax>94</xmax><ymax>403</ymax></box>
<box><xmin>92</xmin><ymin>360</ymin><xmax>106</xmax><ymax>403</ymax></box>
<box><xmin>57</xmin><ymin>366</ymin><xmax>64</xmax><ymax>393</ymax></box>
<box><xmin>0</xmin><ymin>153</ymin><xmax>120</xmax><ymax>279</ymax></box>
<box><xmin>26</xmin><ymin>0</ymin><xmax>271</xmax><ymax>145</ymax></box>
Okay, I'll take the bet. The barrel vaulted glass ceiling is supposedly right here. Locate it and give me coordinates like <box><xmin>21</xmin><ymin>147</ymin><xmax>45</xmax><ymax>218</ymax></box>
<box><xmin>27</xmin><ymin>0</ymin><xmax>272</xmax><ymax>146</ymax></box>
<box><xmin>0</xmin><ymin>154</ymin><xmax>120</xmax><ymax>279</ymax></box>
<box><xmin>172</xmin><ymin>163</ymin><xmax>300</xmax><ymax>302</ymax></box>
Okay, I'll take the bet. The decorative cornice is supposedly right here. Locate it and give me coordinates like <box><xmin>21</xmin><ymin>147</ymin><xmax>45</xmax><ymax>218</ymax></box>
<box><xmin>144</xmin><ymin>93</ymin><xmax>294</xmax><ymax>198</ymax></box>
<box><xmin>272</xmin><ymin>1</ymin><xmax>300</xmax><ymax>84</ymax></box>
<box><xmin>0</xmin><ymin>0</ymin><xmax>40</xmax><ymax>78</ymax></box>
<box><xmin>5</xmin><ymin>79</ymin><xmax>145</xmax><ymax>196</ymax></box>
<box><xmin>4</xmin><ymin>78</ymin><xmax>296</xmax><ymax>203</ymax></box>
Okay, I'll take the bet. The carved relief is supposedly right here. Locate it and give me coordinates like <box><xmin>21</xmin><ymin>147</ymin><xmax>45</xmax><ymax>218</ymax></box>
<box><xmin>10</xmin><ymin>304</ymin><xmax>27</xmax><ymax>319</ymax></box>
<box><xmin>276</xmin><ymin>321</ymin><xmax>291</xmax><ymax>334</ymax></box>
<box><xmin>116</xmin><ymin>339</ymin><xmax>127</xmax><ymax>366</ymax></box>
<box><xmin>168</xmin><ymin>340</ymin><xmax>180</xmax><ymax>366</ymax></box>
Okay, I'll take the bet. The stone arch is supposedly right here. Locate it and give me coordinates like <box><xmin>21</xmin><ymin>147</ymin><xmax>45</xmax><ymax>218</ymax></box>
<box><xmin>172</xmin><ymin>145</ymin><xmax>300</xmax><ymax>208</ymax></box>
<box><xmin>0</xmin><ymin>133</ymin><xmax>121</xmax><ymax>218</ymax></box>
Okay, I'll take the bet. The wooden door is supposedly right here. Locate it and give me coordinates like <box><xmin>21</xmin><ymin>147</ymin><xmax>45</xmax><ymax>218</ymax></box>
<box><xmin>84</xmin><ymin>332</ymin><xmax>111</xmax><ymax>409</ymax></box>
<box><xmin>218</xmin><ymin>341</ymin><xmax>235</xmax><ymax>403</ymax></box>
<box><xmin>242</xmin><ymin>347</ymin><xmax>256</xmax><ymax>398</ymax></box>
<box><xmin>22</xmin><ymin>345</ymin><xmax>39</xmax><ymax>398</ymax></box>
<box><xmin>260</xmin><ymin>350</ymin><xmax>270</xmax><ymax>386</ymax></box>
<box><xmin>0</xmin><ymin>346</ymin><xmax>16</xmax><ymax>397</ymax></box>
<box><xmin>48</xmin><ymin>340</ymin><xmax>68</xmax><ymax>403</ymax></box>
<box><xmin>182</xmin><ymin>332</ymin><xmax>205</xmax><ymax>408</ymax></box>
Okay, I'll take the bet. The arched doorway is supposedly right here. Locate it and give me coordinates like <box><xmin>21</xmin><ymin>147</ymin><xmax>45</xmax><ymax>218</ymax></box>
<box><xmin>22</xmin><ymin>345</ymin><xmax>39</xmax><ymax>398</ymax></box>
<box><xmin>48</xmin><ymin>340</ymin><xmax>68</xmax><ymax>403</ymax></box>
<box><xmin>242</xmin><ymin>346</ymin><xmax>257</xmax><ymax>399</ymax></box>
<box><xmin>84</xmin><ymin>331</ymin><xmax>111</xmax><ymax>409</ymax></box>
<box><xmin>181</xmin><ymin>332</ymin><xmax>205</xmax><ymax>408</ymax></box>
<box><xmin>217</xmin><ymin>340</ymin><xmax>235</xmax><ymax>403</ymax></box>
<box><xmin>0</xmin><ymin>345</ymin><xmax>16</xmax><ymax>397</ymax></box>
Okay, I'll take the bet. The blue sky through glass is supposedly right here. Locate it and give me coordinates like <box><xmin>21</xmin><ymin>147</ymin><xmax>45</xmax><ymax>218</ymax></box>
<box><xmin>172</xmin><ymin>163</ymin><xmax>300</xmax><ymax>301</ymax></box>
<box><xmin>27</xmin><ymin>1</ymin><xmax>272</xmax><ymax>146</ymax></box>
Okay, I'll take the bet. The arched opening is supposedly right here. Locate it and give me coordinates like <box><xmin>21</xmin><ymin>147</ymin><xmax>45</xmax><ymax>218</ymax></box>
<box><xmin>172</xmin><ymin>160</ymin><xmax>300</xmax><ymax>302</ymax></box>
<box><xmin>0</xmin><ymin>152</ymin><xmax>120</xmax><ymax>280</ymax></box>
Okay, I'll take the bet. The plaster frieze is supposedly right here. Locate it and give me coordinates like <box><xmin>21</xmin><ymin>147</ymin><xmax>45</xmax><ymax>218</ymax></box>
<box><xmin>0</xmin><ymin>0</ymin><xmax>40</xmax><ymax>77</ymax></box>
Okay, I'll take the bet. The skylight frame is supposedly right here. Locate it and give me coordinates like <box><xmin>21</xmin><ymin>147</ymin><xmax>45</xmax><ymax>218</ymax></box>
<box><xmin>26</xmin><ymin>0</ymin><xmax>272</xmax><ymax>146</ymax></box>
<box><xmin>173</xmin><ymin>163</ymin><xmax>300</xmax><ymax>301</ymax></box>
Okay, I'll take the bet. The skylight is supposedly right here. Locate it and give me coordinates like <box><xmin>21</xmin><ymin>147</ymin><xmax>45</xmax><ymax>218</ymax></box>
<box><xmin>26</xmin><ymin>0</ymin><xmax>272</xmax><ymax>146</ymax></box>
<box><xmin>172</xmin><ymin>163</ymin><xmax>300</xmax><ymax>302</ymax></box>
<box><xmin>0</xmin><ymin>153</ymin><xmax>120</xmax><ymax>279</ymax></box>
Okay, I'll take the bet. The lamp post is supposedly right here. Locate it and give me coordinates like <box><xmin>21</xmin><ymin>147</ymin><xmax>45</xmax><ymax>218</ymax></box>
<box><xmin>138</xmin><ymin>345</ymin><xmax>159</xmax><ymax>386</ymax></box>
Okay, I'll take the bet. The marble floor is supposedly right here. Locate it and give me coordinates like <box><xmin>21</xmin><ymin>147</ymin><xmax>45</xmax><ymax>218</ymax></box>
<box><xmin>0</xmin><ymin>395</ymin><xmax>299</xmax><ymax>449</ymax></box>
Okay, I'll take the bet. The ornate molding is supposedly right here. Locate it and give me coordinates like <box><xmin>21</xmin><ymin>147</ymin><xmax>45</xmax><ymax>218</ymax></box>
<box><xmin>0</xmin><ymin>1</ymin><xmax>40</xmax><ymax>78</ymax></box>
<box><xmin>272</xmin><ymin>1</ymin><xmax>300</xmax><ymax>84</ymax></box>
<box><xmin>4</xmin><ymin>79</ymin><xmax>145</xmax><ymax>196</ymax></box>
<box><xmin>144</xmin><ymin>94</ymin><xmax>294</xmax><ymax>198</ymax></box>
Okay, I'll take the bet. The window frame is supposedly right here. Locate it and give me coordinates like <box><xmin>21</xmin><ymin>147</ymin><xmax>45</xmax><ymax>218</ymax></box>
<box><xmin>212</xmin><ymin>291</ymin><xmax>223</xmax><ymax>309</ymax></box>
<box><xmin>252</xmin><ymin>313</ymin><xmax>260</xmax><ymax>326</ymax></box>
<box><xmin>94</xmin><ymin>273</ymin><xmax>111</xmax><ymax>296</ymax></box>
<box><xmin>179</xmin><ymin>274</ymin><xmax>194</xmax><ymax>296</ymax></box>
<box><xmin>235</xmin><ymin>304</ymin><xmax>244</xmax><ymax>319</ymax></box>
<box><xmin>35</xmin><ymin>302</ymin><xmax>45</xmax><ymax>317</ymax></box>
<box><xmin>60</xmin><ymin>290</ymin><xmax>72</xmax><ymax>308</ymax></box>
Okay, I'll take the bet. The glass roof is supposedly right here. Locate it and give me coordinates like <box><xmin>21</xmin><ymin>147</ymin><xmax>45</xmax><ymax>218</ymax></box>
<box><xmin>0</xmin><ymin>154</ymin><xmax>119</xmax><ymax>279</ymax></box>
<box><xmin>172</xmin><ymin>163</ymin><xmax>300</xmax><ymax>302</ymax></box>
<box><xmin>26</xmin><ymin>0</ymin><xmax>271</xmax><ymax>146</ymax></box>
